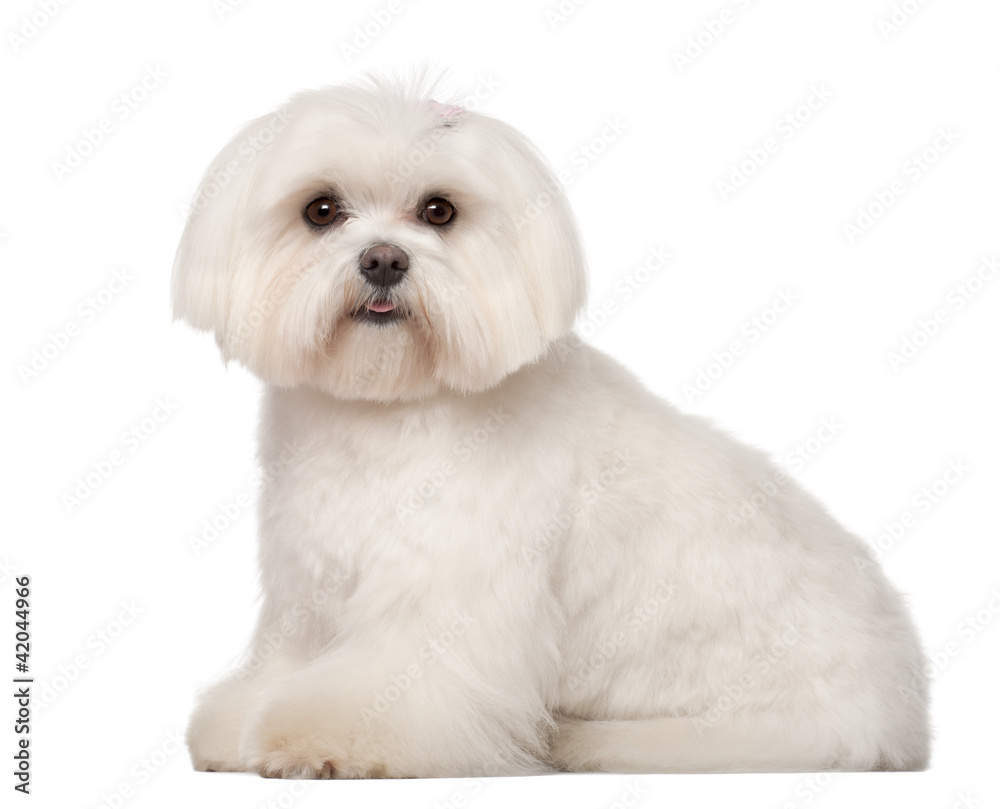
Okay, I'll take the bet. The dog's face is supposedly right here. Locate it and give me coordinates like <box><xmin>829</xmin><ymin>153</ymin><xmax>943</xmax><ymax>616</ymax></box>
<box><xmin>172</xmin><ymin>77</ymin><xmax>587</xmax><ymax>401</ymax></box>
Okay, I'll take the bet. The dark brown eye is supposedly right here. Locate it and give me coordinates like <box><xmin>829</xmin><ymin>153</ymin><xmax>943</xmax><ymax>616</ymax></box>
<box><xmin>304</xmin><ymin>197</ymin><xmax>339</xmax><ymax>227</ymax></box>
<box><xmin>423</xmin><ymin>198</ymin><xmax>454</xmax><ymax>226</ymax></box>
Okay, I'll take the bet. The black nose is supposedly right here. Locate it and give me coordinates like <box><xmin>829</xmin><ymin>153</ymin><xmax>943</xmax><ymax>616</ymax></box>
<box><xmin>359</xmin><ymin>244</ymin><xmax>409</xmax><ymax>288</ymax></box>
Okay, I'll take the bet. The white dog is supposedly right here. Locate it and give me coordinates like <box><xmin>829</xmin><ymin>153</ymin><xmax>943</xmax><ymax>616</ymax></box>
<box><xmin>173</xmin><ymin>74</ymin><xmax>930</xmax><ymax>778</ymax></box>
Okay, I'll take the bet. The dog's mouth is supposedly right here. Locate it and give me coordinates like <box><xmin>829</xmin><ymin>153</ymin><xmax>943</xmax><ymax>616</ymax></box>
<box><xmin>351</xmin><ymin>299</ymin><xmax>408</xmax><ymax>325</ymax></box>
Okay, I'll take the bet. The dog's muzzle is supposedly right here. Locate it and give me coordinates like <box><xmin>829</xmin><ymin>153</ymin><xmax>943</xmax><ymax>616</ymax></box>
<box><xmin>351</xmin><ymin>244</ymin><xmax>410</xmax><ymax>324</ymax></box>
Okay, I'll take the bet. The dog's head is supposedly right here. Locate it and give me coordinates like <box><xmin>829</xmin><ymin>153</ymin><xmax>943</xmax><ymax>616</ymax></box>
<box><xmin>172</xmin><ymin>74</ymin><xmax>587</xmax><ymax>401</ymax></box>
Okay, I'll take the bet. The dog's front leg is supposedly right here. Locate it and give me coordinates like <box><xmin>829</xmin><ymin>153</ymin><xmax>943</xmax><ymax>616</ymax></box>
<box><xmin>186</xmin><ymin>652</ymin><xmax>299</xmax><ymax>773</ymax></box>
<box><xmin>238</xmin><ymin>591</ymin><xmax>559</xmax><ymax>779</ymax></box>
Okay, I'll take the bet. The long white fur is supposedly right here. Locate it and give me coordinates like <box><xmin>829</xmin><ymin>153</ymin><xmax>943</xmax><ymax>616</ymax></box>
<box><xmin>174</xmin><ymin>72</ymin><xmax>930</xmax><ymax>778</ymax></box>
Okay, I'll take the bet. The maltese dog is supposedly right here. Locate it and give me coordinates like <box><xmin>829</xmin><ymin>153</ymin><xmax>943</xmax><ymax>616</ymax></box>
<box><xmin>173</xmin><ymin>74</ymin><xmax>929</xmax><ymax>778</ymax></box>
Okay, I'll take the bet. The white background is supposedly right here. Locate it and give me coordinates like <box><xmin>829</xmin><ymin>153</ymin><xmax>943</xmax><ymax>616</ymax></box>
<box><xmin>3</xmin><ymin>0</ymin><xmax>999</xmax><ymax>807</ymax></box>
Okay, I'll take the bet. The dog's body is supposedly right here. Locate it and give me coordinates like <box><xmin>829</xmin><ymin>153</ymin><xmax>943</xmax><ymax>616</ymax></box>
<box><xmin>175</xmin><ymin>75</ymin><xmax>929</xmax><ymax>778</ymax></box>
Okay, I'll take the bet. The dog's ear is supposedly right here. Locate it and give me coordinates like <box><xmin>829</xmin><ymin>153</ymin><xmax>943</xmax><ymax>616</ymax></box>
<box><xmin>475</xmin><ymin>116</ymin><xmax>589</xmax><ymax>343</ymax></box>
<box><xmin>171</xmin><ymin>111</ymin><xmax>278</xmax><ymax>342</ymax></box>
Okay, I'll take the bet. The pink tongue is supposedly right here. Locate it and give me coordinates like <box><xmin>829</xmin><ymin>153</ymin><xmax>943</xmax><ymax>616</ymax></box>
<box><xmin>367</xmin><ymin>301</ymin><xmax>395</xmax><ymax>313</ymax></box>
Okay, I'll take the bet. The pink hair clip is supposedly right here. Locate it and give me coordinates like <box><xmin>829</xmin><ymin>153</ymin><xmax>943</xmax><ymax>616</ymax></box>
<box><xmin>428</xmin><ymin>100</ymin><xmax>464</xmax><ymax>119</ymax></box>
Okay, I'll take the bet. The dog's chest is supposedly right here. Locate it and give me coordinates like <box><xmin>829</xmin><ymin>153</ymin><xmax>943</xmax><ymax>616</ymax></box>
<box><xmin>257</xmin><ymin>389</ymin><xmax>533</xmax><ymax>588</ymax></box>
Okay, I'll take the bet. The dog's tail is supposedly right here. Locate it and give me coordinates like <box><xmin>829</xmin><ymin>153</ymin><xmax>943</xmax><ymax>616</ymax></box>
<box><xmin>550</xmin><ymin>714</ymin><xmax>927</xmax><ymax>773</ymax></box>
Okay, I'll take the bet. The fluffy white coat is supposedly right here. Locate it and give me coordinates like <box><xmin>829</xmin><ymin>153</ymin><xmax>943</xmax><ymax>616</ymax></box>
<box><xmin>174</xmin><ymin>74</ymin><xmax>930</xmax><ymax>778</ymax></box>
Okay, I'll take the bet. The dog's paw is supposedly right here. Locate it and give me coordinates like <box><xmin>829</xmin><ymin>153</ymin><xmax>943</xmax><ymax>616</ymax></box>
<box><xmin>188</xmin><ymin>734</ymin><xmax>249</xmax><ymax>773</ymax></box>
<box><xmin>240</xmin><ymin>698</ymin><xmax>377</xmax><ymax>779</ymax></box>
<box><xmin>191</xmin><ymin>756</ymin><xmax>245</xmax><ymax>774</ymax></box>
<box><xmin>241</xmin><ymin>714</ymin><xmax>350</xmax><ymax>779</ymax></box>
<box><xmin>188</xmin><ymin>722</ymin><xmax>249</xmax><ymax>773</ymax></box>
<box><xmin>243</xmin><ymin>734</ymin><xmax>386</xmax><ymax>779</ymax></box>
<box><xmin>245</xmin><ymin>742</ymin><xmax>340</xmax><ymax>780</ymax></box>
<box><xmin>187</xmin><ymin>690</ymin><xmax>251</xmax><ymax>774</ymax></box>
